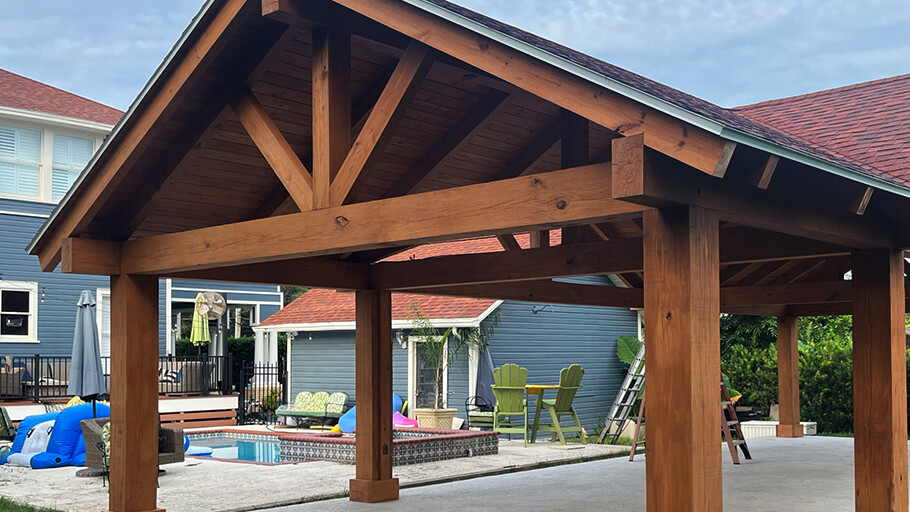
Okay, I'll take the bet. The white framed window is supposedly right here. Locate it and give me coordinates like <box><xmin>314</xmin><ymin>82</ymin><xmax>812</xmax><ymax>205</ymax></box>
<box><xmin>0</xmin><ymin>281</ymin><xmax>39</xmax><ymax>342</ymax></box>
<box><xmin>0</xmin><ymin>125</ymin><xmax>41</xmax><ymax>199</ymax></box>
<box><xmin>52</xmin><ymin>134</ymin><xmax>93</xmax><ymax>200</ymax></box>
<box><xmin>96</xmin><ymin>288</ymin><xmax>111</xmax><ymax>358</ymax></box>
<box><xmin>407</xmin><ymin>336</ymin><xmax>449</xmax><ymax>414</ymax></box>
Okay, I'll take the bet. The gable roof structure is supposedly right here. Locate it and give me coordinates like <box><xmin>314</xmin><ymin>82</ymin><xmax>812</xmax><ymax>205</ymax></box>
<box><xmin>28</xmin><ymin>1</ymin><xmax>910</xmax><ymax>508</ymax></box>
<box><xmin>0</xmin><ymin>68</ymin><xmax>123</xmax><ymax>126</ymax></box>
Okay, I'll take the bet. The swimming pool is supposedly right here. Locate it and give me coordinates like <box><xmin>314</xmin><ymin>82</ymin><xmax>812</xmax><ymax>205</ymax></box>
<box><xmin>189</xmin><ymin>435</ymin><xmax>281</xmax><ymax>464</ymax></box>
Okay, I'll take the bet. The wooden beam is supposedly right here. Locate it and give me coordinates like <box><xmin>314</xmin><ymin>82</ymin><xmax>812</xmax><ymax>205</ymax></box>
<box><xmin>644</xmin><ymin>205</ymin><xmax>722</xmax><ymax>512</ymax></box>
<box><xmin>495</xmin><ymin>233</ymin><xmax>521</xmax><ymax>251</ymax></box>
<box><xmin>756</xmin><ymin>154</ymin><xmax>779</xmax><ymax>189</ymax></box>
<box><xmin>385</xmin><ymin>90</ymin><xmax>511</xmax><ymax>197</ymax></box>
<box><xmin>712</xmin><ymin>141</ymin><xmax>737</xmax><ymax>178</ymax></box>
<box><xmin>718</xmin><ymin>227</ymin><xmax>849</xmax><ymax>265</ymax></box>
<box><xmin>312</xmin><ymin>27</ymin><xmax>352</xmax><ymax>210</ymax></box>
<box><xmin>612</xmin><ymin>134</ymin><xmax>894</xmax><ymax>249</ymax></box>
<box><xmin>231</xmin><ymin>90</ymin><xmax>314</xmax><ymax>211</ymax></box>
<box><xmin>529</xmin><ymin>229</ymin><xmax>550</xmax><ymax>249</ymax></box>
<box><xmin>121</xmin><ymin>163</ymin><xmax>641</xmax><ymax>274</ymax></box>
<box><xmin>166</xmin><ymin>257</ymin><xmax>370</xmax><ymax>290</ymax></box>
<box><xmin>32</xmin><ymin>0</ymin><xmax>252</xmax><ymax>269</ymax></box>
<box><xmin>776</xmin><ymin>316</ymin><xmax>803</xmax><ymax>438</ymax></box>
<box><xmin>61</xmin><ymin>238</ymin><xmax>121</xmax><ymax>275</ymax></box>
<box><xmin>261</xmin><ymin>0</ymin><xmax>329</xmax><ymax>29</ymax></box>
<box><xmin>372</xmin><ymin>238</ymin><xmax>643</xmax><ymax>290</ymax></box>
<box><xmin>329</xmin><ymin>0</ymin><xmax>732</xmax><ymax>176</ymax></box>
<box><xmin>109</xmin><ymin>274</ymin><xmax>160</xmax><ymax>512</ymax></box>
<box><xmin>721</xmin><ymin>281</ymin><xmax>851</xmax><ymax>307</ymax></box>
<box><xmin>411</xmin><ymin>279</ymin><xmax>644</xmax><ymax>308</ymax></box>
<box><xmin>852</xmin><ymin>248</ymin><xmax>908</xmax><ymax>512</ymax></box>
<box><xmin>853</xmin><ymin>186</ymin><xmax>874</xmax><ymax>216</ymax></box>
<box><xmin>350</xmin><ymin>290</ymin><xmax>398</xmax><ymax>503</ymax></box>
<box><xmin>330</xmin><ymin>41</ymin><xmax>435</xmax><ymax>205</ymax></box>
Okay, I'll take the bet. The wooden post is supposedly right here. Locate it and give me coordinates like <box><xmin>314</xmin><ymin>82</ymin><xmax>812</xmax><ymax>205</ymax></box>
<box><xmin>109</xmin><ymin>274</ymin><xmax>162</xmax><ymax>512</ymax></box>
<box><xmin>776</xmin><ymin>316</ymin><xmax>803</xmax><ymax>437</ymax></box>
<box><xmin>312</xmin><ymin>27</ymin><xmax>351</xmax><ymax>210</ymax></box>
<box><xmin>350</xmin><ymin>290</ymin><xmax>398</xmax><ymax>502</ymax></box>
<box><xmin>852</xmin><ymin>248</ymin><xmax>908</xmax><ymax>512</ymax></box>
<box><xmin>643</xmin><ymin>205</ymin><xmax>722</xmax><ymax>512</ymax></box>
<box><xmin>560</xmin><ymin>109</ymin><xmax>588</xmax><ymax>245</ymax></box>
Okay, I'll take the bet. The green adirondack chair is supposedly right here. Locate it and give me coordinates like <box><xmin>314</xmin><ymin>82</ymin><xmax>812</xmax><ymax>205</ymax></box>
<box><xmin>491</xmin><ymin>364</ymin><xmax>529</xmax><ymax>446</ymax></box>
<box><xmin>531</xmin><ymin>364</ymin><xmax>586</xmax><ymax>445</ymax></box>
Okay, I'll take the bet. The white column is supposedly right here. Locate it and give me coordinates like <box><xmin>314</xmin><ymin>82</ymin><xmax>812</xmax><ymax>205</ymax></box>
<box><xmin>268</xmin><ymin>331</ymin><xmax>279</xmax><ymax>365</ymax></box>
<box><xmin>254</xmin><ymin>330</ymin><xmax>265</xmax><ymax>364</ymax></box>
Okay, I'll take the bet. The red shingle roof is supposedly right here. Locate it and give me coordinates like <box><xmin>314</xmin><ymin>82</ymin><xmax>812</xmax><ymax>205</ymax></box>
<box><xmin>0</xmin><ymin>68</ymin><xmax>123</xmax><ymax>125</ymax></box>
<box><xmin>258</xmin><ymin>231</ymin><xmax>562</xmax><ymax>328</ymax></box>
<box><xmin>734</xmin><ymin>74</ymin><xmax>910</xmax><ymax>186</ymax></box>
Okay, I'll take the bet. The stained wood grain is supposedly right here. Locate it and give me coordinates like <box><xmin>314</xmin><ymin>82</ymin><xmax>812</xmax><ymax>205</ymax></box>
<box><xmin>776</xmin><ymin>316</ymin><xmax>803</xmax><ymax>438</ymax></box>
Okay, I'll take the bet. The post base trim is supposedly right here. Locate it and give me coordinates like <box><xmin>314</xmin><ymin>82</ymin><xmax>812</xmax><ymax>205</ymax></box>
<box><xmin>349</xmin><ymin>478</ymin><xmax>400</xmax><ymax>503</ymax></box>
<box><xmin>776</xmin><ymin>424</ymin><xmax>804</xmax><ymax>438</ymax></box>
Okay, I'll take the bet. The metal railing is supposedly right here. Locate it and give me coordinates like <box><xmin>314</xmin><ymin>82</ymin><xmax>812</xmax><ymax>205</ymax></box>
<box><xmin>238</xmin><ymin>361</ymin><xmax>285</xmax><ymax>425</ymax></box>
<box><xmin>0</xmin><ymin>354</ymin><xmax>233</xmax><ymax>402</ymax></box>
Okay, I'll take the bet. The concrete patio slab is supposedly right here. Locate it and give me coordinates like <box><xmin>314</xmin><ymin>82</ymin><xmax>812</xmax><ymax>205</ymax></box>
<box><xmin>271</xmin><ymin>437</ymin><xmax>870</xmax><ymax>512</ymax></box>
<box><xmin>0</xmin><ymin>430</ymin><xmax>627</xmax><ymax>512</ymax></box>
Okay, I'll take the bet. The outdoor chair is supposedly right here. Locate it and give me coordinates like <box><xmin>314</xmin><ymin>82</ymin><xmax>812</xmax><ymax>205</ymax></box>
<box><xmin>80</xmin><ymin>417</ymin><xmax>185</xmax><ymax>473</ymax></box>
<box><xmin>465</xmin><ymin>396</ymin><xmax>495</xmax><ymax>431</ymax></box>
<box><xmin>276</xmin><ymin>391</ymin><xmax>348</xmax><ymax>428</ymax></box>
<box><xmin>531</xmin><ymin>364</ymin><xmax>586</xmax><ymax>445</ymax></box>
<box><xmin>0</xmin><ymin>406</ymin><xmax>15</xmax><ymax>441</ymax></box>
<box><xmin>491</xmin><ymin>364</ymin><xmax>529</xmax><ymax>446</ymax></box>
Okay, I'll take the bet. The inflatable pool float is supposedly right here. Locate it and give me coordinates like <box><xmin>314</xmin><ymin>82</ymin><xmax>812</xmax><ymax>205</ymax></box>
<box><xmin>1</xmin><ymin>402</ymin><xmax>110</xmax><ymax>469</ymax></box>
<box><xmin>338</xmin><ymin>393</ymin><xmax>404</xmax><ymax>433</ymax></box>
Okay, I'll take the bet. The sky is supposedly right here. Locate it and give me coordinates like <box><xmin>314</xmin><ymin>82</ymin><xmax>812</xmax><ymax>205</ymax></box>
<box><xmin>1</xmin><ymin>0</ymin><xmax>909</xmax><ymax>111</ymax></box>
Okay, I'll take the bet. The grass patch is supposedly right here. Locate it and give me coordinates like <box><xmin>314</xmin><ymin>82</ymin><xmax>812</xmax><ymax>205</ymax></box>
<box><xmin>0</xmin><ymin>497</ymin><xmax>61</xmax><ymax>512</ymax></box>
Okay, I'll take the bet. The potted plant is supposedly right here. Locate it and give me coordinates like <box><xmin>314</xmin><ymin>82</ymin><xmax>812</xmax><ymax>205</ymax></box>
<box><xmin>408</xmin><ymin>304</ymin><xmax>490</xmax><ymax>429</ymax></box>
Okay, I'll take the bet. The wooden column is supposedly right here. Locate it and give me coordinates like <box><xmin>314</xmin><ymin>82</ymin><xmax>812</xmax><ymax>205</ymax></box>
<box><xmin>776</xmin><ymin>316</ymin><xmax>803</xmax><ymax>437</ymax></box>
<box><xmin>560</xmin><ymin>109</ymin><xmax>588</xmax><ymax>244</ymax></box>
<box><xmin>852</xmin><ymin>248</ymin><xmax>908</xmax><ymax>512</ymax></box>
<box><xmin>109</xmin><ymin>274</ymin><xmax>162</xmax><ymax>512</ymax></box>
<box><xmin>350</xmin><ymin>290</ymin><xmax>398</xmax><ymax>502</ymax></box>
<box><xmin>643</xmin><ymin>205</ymin><xmax>722</xmax><ymax>512</ymax></box>
<box><xmin>312</xmin><ymin>27</ymin><xmax>351</xmax><ymax>210</ymax></box>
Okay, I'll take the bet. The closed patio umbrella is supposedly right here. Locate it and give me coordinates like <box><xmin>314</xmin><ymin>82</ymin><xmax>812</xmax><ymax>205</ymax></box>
<box><xmin>190</xmin><ymin>292</ymin><xmax>211</xmax><ymax>353</ymax></box>
<box><xmin>68</xmin><ymin>290</ymin><xmax>106</xmax><ymax>417</ymax></box>
<box><xmin>475</xmin><ymin>343</ymin><xmax>496</xmax><ymax>405</ymax></box>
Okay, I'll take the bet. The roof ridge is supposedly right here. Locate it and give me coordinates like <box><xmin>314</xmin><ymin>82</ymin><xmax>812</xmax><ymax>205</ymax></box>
<box><xmin>733</xmin><ymin>73</ymin><xmax>910</xmax><ymax>111</ymax></box>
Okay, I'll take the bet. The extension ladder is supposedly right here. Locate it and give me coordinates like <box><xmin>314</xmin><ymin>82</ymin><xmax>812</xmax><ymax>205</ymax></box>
<box><xmin>599</xmin><ymin>341</ymin><xmax>645</xmax><ymax>445</ymax></box>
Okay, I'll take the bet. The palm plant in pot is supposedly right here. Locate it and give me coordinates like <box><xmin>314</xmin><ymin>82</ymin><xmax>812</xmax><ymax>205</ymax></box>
<box><xmin>408</xmin><ymin>304</ymin><xmax>492</xmax><ymax>429</ymax></box>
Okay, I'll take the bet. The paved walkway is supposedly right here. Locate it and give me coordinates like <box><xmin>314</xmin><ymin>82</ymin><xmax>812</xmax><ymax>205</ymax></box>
<box><xmin>272</xmin><ymin>437</ymin><xmax>861</xmax><ymax>512</ymax></box>
<box><xmin>0</xmin><ymin>433</ymin><xmax>626</xmax><ymax>512</ymax></box>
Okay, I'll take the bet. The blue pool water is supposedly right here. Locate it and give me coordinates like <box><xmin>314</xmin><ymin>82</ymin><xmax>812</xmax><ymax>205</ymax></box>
<box><xmin>189</xmin><ymin>436</ymin><xmax>281</xmax><ymax>463</ymax></box>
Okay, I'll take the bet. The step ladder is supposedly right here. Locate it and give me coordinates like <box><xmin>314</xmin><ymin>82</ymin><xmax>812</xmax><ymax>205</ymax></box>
<box><xmin>721</xmin><ymin>378</ymin><xmax>752</xmax><ymax>464</ymax></box>
<box><xmin>626</xmin><ymin>379</ymin><xmax>753</xmax><ymax>464</ymax></box>
<box><xmin>599</xmin><ymin>341</ymin><xmax>645</xmax><ymax>445</ymax></box>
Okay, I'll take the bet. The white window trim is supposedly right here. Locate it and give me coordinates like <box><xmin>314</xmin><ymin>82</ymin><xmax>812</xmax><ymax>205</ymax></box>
<box><xmin>96</xmin><ymin>288</ymin><xmax>111</xmax><ymax>358</ymax></box>
<box><xmin>0</xmin><ymin>118</ymin><xmax>102</xmax><ymax>204</ymax></box>
<box><xmin>0</xmin><ymin>281</ymin><xmax>39</xmax><ymax>343</ymax></box>
<box><xmin>407</xmin><ymin>335</ymin><xmax>448</xmax><ymax>416</ymax></box>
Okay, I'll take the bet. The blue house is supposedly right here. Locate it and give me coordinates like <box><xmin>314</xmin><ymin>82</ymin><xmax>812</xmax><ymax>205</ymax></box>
<box><xmin>0</xmin><ymin>68</ymin><xmax>282</xmax><ymax>367</ymax></box>
<box><xmin>257</xmin><ymin>234</ymin><xmax>640</xmax><ymax>430</ymax></box>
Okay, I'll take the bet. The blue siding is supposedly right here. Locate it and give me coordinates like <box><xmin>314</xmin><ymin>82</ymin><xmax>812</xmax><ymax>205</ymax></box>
<box><xmin>290</xmin><ymin>332</ymin><xmax>410</xmax><ymax>405</ymax></box>
<box><xmin>486</xmin><ymin>300</ymin><xmax>638</xmax><ymax>431</ymax></box>
<box><xmin>0</xmin><ymin>198</ymin><xmax>55</xmax><ymax>216</ymax></box>
<box><xmin>0</xmin><ymin>210</ymin><xmax>108</xmax><ymax>356</ymax></box>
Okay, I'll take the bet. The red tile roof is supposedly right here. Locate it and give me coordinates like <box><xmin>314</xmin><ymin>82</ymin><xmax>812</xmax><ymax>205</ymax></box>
<box><xmin>734</xmin><ymin>74</ymin><xmax>910</xmax><ymax>186</ymax></box>
<box><xmin>259</xmin><ymin>231</ymin><xmax>561</xmax><ymax>328</ymax></box>
<box><xmin>0</xmin><ymin>68</ymin><xmax>123</xmax><ymax>125</ymax></box>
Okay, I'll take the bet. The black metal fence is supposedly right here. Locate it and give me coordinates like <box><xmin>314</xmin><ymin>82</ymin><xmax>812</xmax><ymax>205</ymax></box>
<box><xmin>238</xmin><ymin>361</ymin><xmax>286</xmax><ymax>425</ymax></box>
<box><xmin>0</xmin><ymin>354</ymin><xmax>232</xmax><ymax>402</ymax></box>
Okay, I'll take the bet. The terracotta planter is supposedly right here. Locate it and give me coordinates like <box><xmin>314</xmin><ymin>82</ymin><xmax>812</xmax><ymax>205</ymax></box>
<box><xmin>413</xmin><ymin>408</ymin><xmax>458</xmax><ymax>429</ymax></box>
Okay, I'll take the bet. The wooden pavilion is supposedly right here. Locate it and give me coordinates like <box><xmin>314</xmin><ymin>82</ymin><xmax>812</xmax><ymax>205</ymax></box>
<box><xmin>28</xmin><ymin>0</ymin><xmax>910</xmax><ymax>510</ymax></box>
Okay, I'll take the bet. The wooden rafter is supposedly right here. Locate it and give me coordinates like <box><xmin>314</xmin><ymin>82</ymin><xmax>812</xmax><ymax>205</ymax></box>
<box><xmin>325</xmin><ymin>0</ymin><xmax>734</xmax><ymax>176</ymax></box>
<box><xmin>384</xmin><ymin>89</ymin><xmax>511</xmax><ymax>197</ymax></box>
<box><xmin>756</xmin><ymin>154</ymin><xmax>779</xmax><ymax>189</ymax></box>
<box><xmin>560</xmin><ymin>110</ymin><xmax>590</xmax><ymax>245</ymax></box>
<box><xmin>329</xmin><ymin>41</ymin><xmax>436</xmax><ymax>206</ymax></box>
<box><xmin>612</xmin><ymin>134</ymin><xmax>895</xmax><ymax>248</ymax></box>
<box><xmin>495</xmin><ymin>234</ymin><xmax>522</xmax><ymax>251</ymax></box>
<box><xmin>489</xmin><ymin>120</ymin><xmax>560</xmax><ymax>181</ymax></box>
<box><xmin>231</xmin><ymin>90</ymin><xmax>314</xmax><ymax>211</ymax></box>
<box><xmin>413</xmin><ymin>279</ymin><xmax>644</xmax><ymax>309</ymax></box>
<box><xmin>119</xmin><ymin>163</ymin><xmax>640</xmax><ymax>273</ymax></box>
<box><xmin>33</xmin><ymin>0</ymin><xmax>253</xmax><ymax>269</ymax></box>
<box><xmin>529</xmin><ymin>230</ymin><xmax>550</xmax><ymax>248</ymax></box>
<box><xmin>166</xmin><ymin>257</ymin><xmax>370</xmax><ymax>290</ymax></box>
<box><xmin>853</xmin><ymin>186</ymin><xmax>874</xmax><ymax>215</ymax></box>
